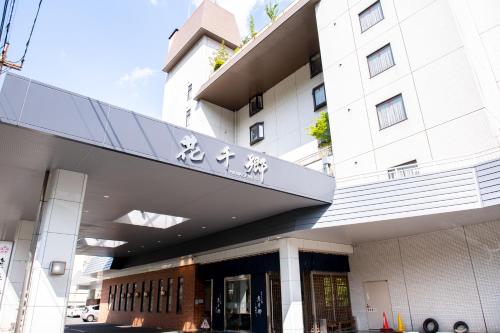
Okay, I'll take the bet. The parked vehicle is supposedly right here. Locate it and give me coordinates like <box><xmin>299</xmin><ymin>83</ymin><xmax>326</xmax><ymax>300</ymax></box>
<box><xmin>66</xmin><ymin>305</ymin><xmax>86</xmax><ymax>317</ymax></box>
<box><xmin>81</xmin><ymin>305</ymin><xmax>99</xmax><ymax>322</ymax></box>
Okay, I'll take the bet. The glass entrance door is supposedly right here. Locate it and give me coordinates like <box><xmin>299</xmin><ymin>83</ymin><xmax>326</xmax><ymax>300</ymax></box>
<box><xmin>225</xmin><ymin>275</ymin><xmax>251</xmax><ymax>331</ymax></box>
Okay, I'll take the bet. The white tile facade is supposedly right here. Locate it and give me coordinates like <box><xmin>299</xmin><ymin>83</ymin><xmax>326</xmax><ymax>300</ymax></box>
<box><xmin>0</xmin><ymin>221</ymin><xmax>34</xmax><ymax>333</ymax></box>
<box><xmin>21</xmin><ymin>170</ymin><xmax>87</xmax><ymax>333</ymax></box>
<box><xmin>349</xmin><ymin>221</ymin><xmax>500</xmax><ymax>332</ymax></box>
<box><xmin>279</xmin><ymin>239</ymin><xmax>304</xmax><ymax>333</ymax></box>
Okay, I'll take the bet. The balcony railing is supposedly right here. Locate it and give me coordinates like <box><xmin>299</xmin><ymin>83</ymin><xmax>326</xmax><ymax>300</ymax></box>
<box><xmin>335</xmin><ymin>147</ymin><xmax>500</xmax><ymax>187</ymax></box>
<box><xmin>295</xmin><ymin>145</ymin><xmax>333</xmax><ymax>176</ymax></box>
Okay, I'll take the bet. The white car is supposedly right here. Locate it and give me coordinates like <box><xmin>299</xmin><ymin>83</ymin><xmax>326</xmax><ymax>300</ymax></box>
<box><xmin>66</xmin><ymin>305</ymin><xmax>86</xmax><ymax>317</ymax></box>
<box><xmin>81</xmin><ymin>305</ymin><xmax>99</xmax><ymax>322</ymax></box>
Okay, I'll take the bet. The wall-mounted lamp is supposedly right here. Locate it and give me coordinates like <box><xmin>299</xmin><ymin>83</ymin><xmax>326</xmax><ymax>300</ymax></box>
<box><xmin>49</xmin><ymin>261</ymin><xmax>66</xmax><ymax>275</ymax></box>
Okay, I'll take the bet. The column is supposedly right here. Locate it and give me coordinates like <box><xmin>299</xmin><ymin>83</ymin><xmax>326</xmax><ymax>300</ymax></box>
<box><xmin>279</xmin><ymin>239</ymin><xmax>304</xmax><ymax>333</ymax></box>
<box><xmin>0</xmin><ymin>221</ymin><xmax>34</xmax><ymax>332</ymax></box>
<box><xmin>21</xmin><ymin>170</ymin><xmax>87</xmax><ymax>333</ymax></box>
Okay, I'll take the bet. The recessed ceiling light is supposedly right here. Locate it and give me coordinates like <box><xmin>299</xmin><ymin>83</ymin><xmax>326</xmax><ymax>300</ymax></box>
<box><xmin>177</xmin><ymin>234</ymin><xmax>182</xmax><ymax>237</ymax></box>
<box><xmin>201</xmin><ymin>226</ymin><xmax>207</xmax><ymax>229</ymax></box>
<box><xmin>231</xmin><ymin>216</ymin><xmax>237</xmax><ymax>220</ymax></box>
<box><xmin>127</xmin><ymin>250</ymin><xmax>131</xmax><ymax>253</ymax></box>
<box><xmin>140</xmin><ymin>245</ymin><xmax>145</xmax><ymax>248</ymax></box>
<box><xmin>103</xmin><ymin>195</ymin><xmax>110</xmax><ymax>198</ymax></box>
<box><xmin>157</xmin><ymin>240</ymin><xmax>161</xmax><ymax>243</ymax></box>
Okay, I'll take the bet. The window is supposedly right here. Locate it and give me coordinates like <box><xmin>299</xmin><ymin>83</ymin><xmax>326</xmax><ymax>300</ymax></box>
<box><xmin>108</xmin><ymin>286</ymin><xmax>112</xmax><ymax>310</ymax></box>
<box><xmin>166</xmin><ymin>278</ymin><xmax>173</xmax><ymax>312</ymax></box>
<box><xmin>309</xmin><ymin>53</ymin><xmax>322</xmax><ymax>78</ymax></box>
<box><xmin>376</xmin><ymin>94</ymin><xmax>407</xmax><ymax>129</ymax></box>
<box><xmin>157</xmin><ymin>279</ymin><xmax>163</xmax><ymax>313</ymax></box>
<box><xmin>118</xmin><ymin>284</ymin><xmax>123</xmax><ymax>311</ymax></box>
<box><xmin>140</xmin><ymin>281</ymin><xmax>145</xmax><ymax>312</ymax></box>
<box><xmin>249</xmin><ymin>122</ymin><xmax>264</xmax><ymax>145</ymax></box>
<box><xmin>176</xmin><ymin>277</ymin><xmax>184</xmax><ymax>313</ymax></box>
<box><xmin>313</xmin><ymin>83</ymin><xmax>327</xmax><ymax>111</ymax></box>
<box><xmin>186</xmin><ymin>108</ymin><xmax>191</xmax><ymax>127</ymax></box>
<box><xmin>112</xmin><ymin>285</ymin><xmax>117</xmax><ymax>311</ymax></box>
<box><xmin>388</xmin><ymin>160</ymin><xmax>418</xmax><ymax>180</ymax></box>
<box><xmin>124</xmin><ymin>283</ymin><xmax>129</xmax><ymax>311</ymax></box>
<box><xmin>359</xmin><ymin>1</ymin><xmax>384</xmax><ymax>32</ymax></box>
<box><xmin>148</xmin><ymin>280</ymin><xmax>154</xmax><ymax>312</ymax></box>
<box><xmin>131</xmin><ymin>283</ymin><xmax>137</xmax><ymax>312</ymax></box>
<box><xmin>367</xmin><ymin>44</ymin><xmax>394</xmax><ymax>77</ymax></box>
<box><xmin>249</xmin><ymin>94</ymin><xmax>263</xmax><ymax>117</ymax></box>
<box><xmin>187</xmin><ymin>83</ymin><xmax>192</xmax><ymax>101</ymax></box>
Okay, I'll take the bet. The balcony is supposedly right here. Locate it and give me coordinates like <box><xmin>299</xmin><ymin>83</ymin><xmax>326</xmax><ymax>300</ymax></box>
<box><xmin>195</xmin><ymin>0</ymin><xmax>321</xmax><ymax>111</ymax></box>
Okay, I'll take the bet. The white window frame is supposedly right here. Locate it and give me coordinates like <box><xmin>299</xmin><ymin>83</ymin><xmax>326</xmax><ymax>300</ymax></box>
<box><xmin>367</xmin><ymin>43</ymin><xmax>395</xmax><ymax>77</ymax></box>
<box><xmin>359</xmin><ymin>1</ymin><xmax>384</xmax><ymax>33</ymax></box>
<box><xmin>376</xmin><ymin>94</ymin><xmax>407</xmax><ymax>130</ymax></box>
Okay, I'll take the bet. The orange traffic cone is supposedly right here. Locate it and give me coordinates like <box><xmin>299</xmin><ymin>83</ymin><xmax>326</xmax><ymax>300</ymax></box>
<box><xmin>380</xmin><ymin>312</ymin><xmax>394</xmax><ymax>332</ymax></box>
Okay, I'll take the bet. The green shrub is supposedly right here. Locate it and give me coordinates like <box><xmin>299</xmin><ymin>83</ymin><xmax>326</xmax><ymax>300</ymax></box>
<box><xmin>209</xmin><ymin>40</ymin><xmax>229</xmax><ymax>71</ymax></box>
<box><xmin>308</xmin><ymin>111</ymin><xmax>331</xmax><ymax>147</ymax></box>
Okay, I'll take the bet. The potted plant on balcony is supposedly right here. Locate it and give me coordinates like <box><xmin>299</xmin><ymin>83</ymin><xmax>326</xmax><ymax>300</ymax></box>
<box><xmin>209</xmin><ymin>40</ymin><xmax>229</xmax><ymax>71</ymax></box>
<box><xmin>308</xmin><ymin>111</ymin><xmax>332</xmax><ymax>154</ymax></box>
<box><xmin>265</xmin><ymin>1</ymin><xmax>280</xmax><ymax>22</ymax></box>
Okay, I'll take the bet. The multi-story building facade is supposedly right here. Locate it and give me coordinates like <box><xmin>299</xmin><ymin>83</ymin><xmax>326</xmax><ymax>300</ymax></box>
<box><xmin>1</xmin><ymin>0</ymin><xmax>500</xmax><ymax>332</ymax></box>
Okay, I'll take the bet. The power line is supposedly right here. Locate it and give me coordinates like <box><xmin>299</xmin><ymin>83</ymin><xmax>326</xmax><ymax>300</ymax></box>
<box><xmin>2</xmin><ymin>0</ymin><xmax>15</xmax><ymax>46</ymax></box>
<box><xmin>0</xmin><ymin>0</ymin><xmax>10</xmax><ymax>44</ymax></box>
<box><xmin>17</xmin><ymin>0</ymin><xmax>43</xmax><ymax>65</ymax></box>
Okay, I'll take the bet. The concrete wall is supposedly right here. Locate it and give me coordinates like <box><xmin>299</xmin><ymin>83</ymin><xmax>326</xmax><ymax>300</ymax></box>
<box><xmin>349</xmin><ymin>220</ymin><xmax>500</xmax><ymax>332</ymax></box>
<box><xmin>162</xmin><ymin>36</ymin><xmax>235</xmax><ymax>143</ymax></box>
<box><xmin>235</xmin><ymin>64</ymin><xmax>326</xmax><ymax>163</ymax></box>
<box><xmin>316</xmin><ymin>0</ymin><xmax>500</xmax><ymax>179</ymax></box>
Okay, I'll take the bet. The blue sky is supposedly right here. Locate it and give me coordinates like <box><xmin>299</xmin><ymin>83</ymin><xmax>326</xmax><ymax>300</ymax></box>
<box><xmin>5</xmin><ymin>0</ymin><xmax>292</xmax><ymax>119</ymax></box>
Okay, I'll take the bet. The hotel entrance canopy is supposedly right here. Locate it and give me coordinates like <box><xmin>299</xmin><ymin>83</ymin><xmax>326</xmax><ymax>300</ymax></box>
<box><xmin>0</xmin><ymin>73</ymin><xmax>334</xmax><ymax>258</ymax></box>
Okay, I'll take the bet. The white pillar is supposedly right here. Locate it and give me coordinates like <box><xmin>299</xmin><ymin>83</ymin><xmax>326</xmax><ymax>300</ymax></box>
<box><xmin>279</xmin><ymin>239</ymin><xmax>304</xmax><ymax>333</ymax></box>
<box><xmin>0</xmin><ymin>221</ymin><xmax>35</xmax><ymax>332</ymax></box>
<box><xmin>21</xmin><ymin>170</ymin><xmax>87</xmax><ymax>333</ymax></box>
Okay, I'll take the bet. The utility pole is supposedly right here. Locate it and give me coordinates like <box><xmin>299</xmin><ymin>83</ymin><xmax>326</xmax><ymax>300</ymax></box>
<box><xmin>0</xmin><ymin>42</ymin><xmax>22</xmax><ymax>71</ymax></box>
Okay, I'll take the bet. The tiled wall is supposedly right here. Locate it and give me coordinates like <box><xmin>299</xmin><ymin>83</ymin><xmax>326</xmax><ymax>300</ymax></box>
<box><xmin>349</xmin><ymin>220</ymin><xmax>500</xmax><ymax>332</ymax></box>
<box><xmin>100</xmin><ymin>264</ymin><xmax>203</xmax><ymax>331</ymax></box>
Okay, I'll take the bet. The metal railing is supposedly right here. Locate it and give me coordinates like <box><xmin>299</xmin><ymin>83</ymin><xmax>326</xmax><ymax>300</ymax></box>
<box><xmin>335</xmin><ymin>147</ymin><xmax>500</xmax><ymax>187</ymax></box>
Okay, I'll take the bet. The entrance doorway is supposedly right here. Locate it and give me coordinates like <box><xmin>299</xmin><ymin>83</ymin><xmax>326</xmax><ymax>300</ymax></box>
<box><xmin>303</xmin><ymin>272</ymin><xmax>353</xmax><ymax>332</ymax></box>
<box><xmin>363</xmin><ymin>281</ymin><xmax>393</xmax><ymax>330</ymax></box>
<box><xmin>225</xmin><ymin>275</ymin><xmax>251</xmax><ymax>331</ymax></box>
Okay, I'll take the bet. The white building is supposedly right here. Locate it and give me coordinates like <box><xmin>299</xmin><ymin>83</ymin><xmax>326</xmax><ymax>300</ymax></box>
<box><xmin>0</xmin><ymin>0</ymin><xmax>500</xmax><ymax>332</ymax></box>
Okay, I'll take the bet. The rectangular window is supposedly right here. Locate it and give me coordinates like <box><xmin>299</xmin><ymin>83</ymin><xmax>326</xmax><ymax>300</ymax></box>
<box><xmin>359</xmin><ymin>1</ymin><xmax>384</xmax><ymax>32</ymax></box>
<box><xmin>376</xmin><ymin>94</ymin><xmax>407</xmax><ymax>130</ymax></box>
<box><xmin>157</xmin><ymin>279</ymin><xmax>163</xmax><ymax>313</ymax></box>
<box><xmin>309</xmin><ymin>53</ymin><xmax>323</xmax><ymax>78</ymax></box>
<box><xmin>176</xmin><ymin>277</ymin><xmax>184</xmax><ymax>313</ymax></box>
<box><xmin>131</xmin><ymin>283</ymin><xmax>137</xmax><ymax>312</ymax></box>
<box><xmin>166</xmin><ymin>278</ymin><xmax>173</xmax><ymax>312</ymax></box>
<box><xmin>367</xmin><ymin>44</ymin><xmax>394</xmax><ymax>77</ymax></box>
<box><xmin>112</xmin><ymin>285</ymin><xmax>117</xmax><ymax>311</ymax></box>
<box><xmin>187</xmin><ymin>83</ymin><xmax>192</xmax><ymax>101</ymax></box>
<box><xmin>140</xmin><ymin>281</ymin><xmax>145</xmax><ymax>312</ymax></box>
<box><xmin>249</xmin><ymin>94</ymin><xmax>263</xmax><ymax>117</ymax></box>
<box><xmin>108</xmin><ymin>286</ymin><xmax>112</xmax><ymax>310</ymax></box>
<box><xmin>249</xmin><ymin>122</ymin><xmax>264</xmax><ymax>145</ymax></box>
<box><xmin>313</xmin><ymin>83</ymin><xmax>327</xmax><ymax>111</ymax></box>
<box><xmin>118</xmin><ymin>284</ymin><xmax>123</xmax><ymax>311</ymax></box>
<box><xmin>186</xmin><ymin>108</ymin><xmax>191</xmax><ymax>127</ymax></box>
<box><xmin>388</xmin><ymin>160</ymin><xmax>419</xmax><ymax>180</ymax></box>
<box><xmin>148</xmin><ymin>280</ymin><xmax>154</xmax><ymax>312</ymax></box>
<box><xmin>124</xmin><ymin>283</ymin><xmax>129</xmax><ymax>311</ymax></box>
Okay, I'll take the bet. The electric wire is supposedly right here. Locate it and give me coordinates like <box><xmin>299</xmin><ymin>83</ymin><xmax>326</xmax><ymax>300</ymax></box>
<box><xmin>12</xmin><ymin>0</ymin><xmax>43</xmax><ymax>65</ymax></box>
<box><xmin>2</xmin><ymin>0</ymin><xmax>15</xmax><ymax>46</ymax></box>
<box><xmin>0</xmin><ymin>0</ymin><xmax>10</xmax><ymax>45</ymax></box>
